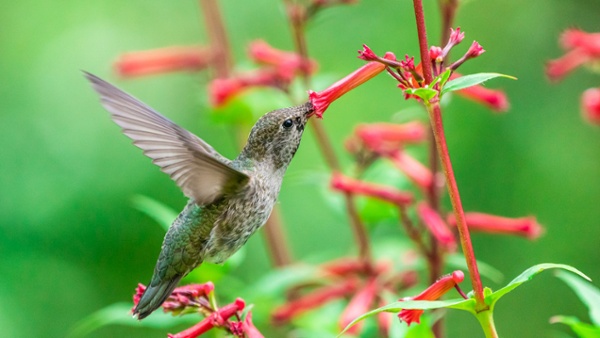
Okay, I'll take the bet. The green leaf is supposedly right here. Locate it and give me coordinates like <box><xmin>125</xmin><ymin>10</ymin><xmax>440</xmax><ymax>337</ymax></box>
<box><xmin>487</xmin><ymin>263</ymin><xmax>591</xmax><ymax>306</ymax></box>
<box><xmin>67</xmin><ymin>302</ymin><xmax>199</xmax><ymax>338</ymax></box>
<box><xmin>550</xmin><ymin>315</ymin><xmax>600</xmax><ymax>338</ymax></box>
<box><xmin>131</xmin><ymin>195</ymin><xmax>178</xmax><ymax>232</ymax></box>
<box><xmin>440</xmin><ymin>72</ymin><xmax>516</xmax><ymax>96</ymax></box>
<box><xmin>404</xmin><ymin>87</ymin><xmax>438</xmax><ymax>102</ymax></box>
<box><xmin>338</xmin><ymin>298</ymin><xmax>474</xmax><ymax>336</ymax></box>
<box><xmin>437</xmin><ymin>69</ymin><xmax>452</xmax><ymax>90</ymax></box>
<box><xmin>556</xmin><ymin>271</ymin><xmax>600</xmax><ymax>326</ymax></box>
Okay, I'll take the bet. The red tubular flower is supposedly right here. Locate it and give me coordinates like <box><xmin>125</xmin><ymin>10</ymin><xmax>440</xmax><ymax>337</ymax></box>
<box><xmin>209</xmin><ymin>69</ymin><xmax>285</xmax><ymax>107</ymax></box>
<box><xmin>321</xmin><ymin>258</ymin><xmax>391</xmax><ymax>278</ymax></box>
<box><xmin>429</xmin><ymin>46</ymin><xmax>443</xmax><ymax>61</ymax></box>
<box><xmin>398</xmin><ymin>271</ymin><xmax>464</xmax><ymax>326</ymax></box>
<box><xmin>241</xmin><ymin>312</ymin><xmax>264</xmax><ymax>338</ymax></box>
<box><xmin>308</xmin><ymin>52</ymin><xmax>395</xmax><ymax>118</ymax></box>
<box><xmin>449</xmin><ymin>73</ymin><xmax>509</xmax><ymax>112</ymax></box>
<box><xmin>581</xmin><ymin>87</ymin><xmax>600</xmax><ymax>125</ymax></box>
<box><xmin>399</xmin><ymin>55</ymin><xmax>416</xmax><ymax>71</ymax></box>
<box><xmin>440</xmin><ymin>27</ymin><xmax>465</xmax><ymax>58</ymax></box>
<box><xmin>449</xmin><ymin>27</ymin><xmax>465</xmax><ymax>46</ymax></box>
<box><xmin>449</xmin><ymin>41</ymin><xmax>486</xmax><ymax>71</ymax></box>
<box><xmin>546</xmin><ymin>29</ymin><xmax>600</xmax><ymax>81</ymax></box>
<box><xmin>457</xmin><ymin>82</ymin><xmax>509</xmax><ymax>112</ymax></box>
<box><xmin>133</xmin><ymin>283</ymin><xmax>146</xmax><ymax>307</ymax></box>
<box><xmin>331</xmin><ymin>173</ymin><xmax>413</xmax><ymax>206</ymax></box>
<box><xmin>357</xmin><ymin>44</ymin><xmax>379</xmax><ymax>61</ymax></box>
<box><xmin>447</xmin><ymin>212</ymin><xmax>544</xmax><ymax>240</ymax></box>
<box><xmin>560</xmin><ymin>29</ymin><xmax>600</xmax><ymax>57</ymax></box>
<box><xmin>271</xmin><ymin>278</ymin><xmax>358</xmax><ymax>324</ymax></box>
<box><xmin>386</xmin><ymin>150</ymin><xmax>433</xmax><ymax>189</ymax></box>
<box><xmin>546</xmin><ymin>49</ymin><xmax>591</xmax><ymax>81</ymax></box>
<box><xmin>466</xmin><ymin>41</ymin><xmax>485</xmax><ymax>58</ymax></box>
<box><xmin>114</xmin><ymin>46</ymin><xmax>213</xmax><ymax>77</ymax></box>
<box><xmin>168</xmin><ymin>298</ymin><xmax>245</xmax><ymax>338</ymax></box>
<box><xmin>248</xmin><ymin>40</ymin><xmax>317</xmax><ymax>81</ymax></box>
<box><xmin>321</xmin><ymin>258</ymin><xmax>369</xmax><ymax>276</ymax></box>
<box><xmin>339</xmin><ymin>278</ymin><xmax>379</xmax><ymax>335</ymax></box>
<box><xmin>355</xmin><ymin>121</ymin><xmax>427</xmax><ymax>153</ymax></box>
<box><xmin>416</xmin><ymin>202</ymin><xmax>457</xmax><ymax>252</ymax></box>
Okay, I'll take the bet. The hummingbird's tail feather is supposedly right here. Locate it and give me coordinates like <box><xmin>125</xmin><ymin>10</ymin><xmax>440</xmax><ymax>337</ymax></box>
<box><xmin>133</xmin><ymin>275</ymin><xmax>183</xmax><ymax>320</ymax></box>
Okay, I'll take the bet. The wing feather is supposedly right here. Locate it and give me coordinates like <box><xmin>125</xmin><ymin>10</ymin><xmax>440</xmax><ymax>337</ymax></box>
<box><xmin>84</xmin><ymin>72</ymin><xmax>249</xmax><ymax>204</ymax></box>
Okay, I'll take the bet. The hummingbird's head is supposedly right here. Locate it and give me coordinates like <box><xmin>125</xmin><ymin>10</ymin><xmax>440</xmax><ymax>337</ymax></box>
<box><xmin>241</xmin><ymin>101</ymin><xmax>314</xmax><ymax>169</ymax></box>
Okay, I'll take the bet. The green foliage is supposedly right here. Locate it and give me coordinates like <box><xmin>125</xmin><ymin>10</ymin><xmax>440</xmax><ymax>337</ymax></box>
<box><xmin>486</xmin><ymin>264</ymin><xmax>589</xmax><ymax>307</ymax></box>
<box><xmin>550</xmin><ymin>316</ymin><xmax>600</xmax><ymax>338</ymax></box>
<box><xmin>555</xmin><ymin>271</ymin><xmax>600</xmax><ymax>326</ymax></box>
<box><xmin>339</xmin><ymin>264</ymin><xmax>590</xmax><ymax>336</ymax></box>
<box><xmin>440</xmin><ymin>72</ymin><xmax>516</xmax><ymax>97</ymax></box>
<box><xmin>403</xmin><ymin>87</ymin><xmax>438</xmax><ymax>102</ymax></box>
<box><xmin>68</xmin><ymin>302</ymin><xmax>198</xmax><ymax>338</ymax></box>
<box><xmin>549</xmin><ymin>271</ymin><xmax>600</xmax><ymax>337</ymax></box>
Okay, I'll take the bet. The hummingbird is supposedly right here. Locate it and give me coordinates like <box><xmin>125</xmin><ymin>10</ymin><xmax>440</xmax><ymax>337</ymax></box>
<box><xmin>84</xmin><ymin>72</ymin><xmax>313</xmax><ymax>319</ymax></box>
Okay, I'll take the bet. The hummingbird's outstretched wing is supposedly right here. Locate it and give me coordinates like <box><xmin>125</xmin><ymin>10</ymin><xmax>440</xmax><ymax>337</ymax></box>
<box><xmin>84</xmin><ymin>72</ymin><xmax>249</xmax><ymax>205</ymax></box>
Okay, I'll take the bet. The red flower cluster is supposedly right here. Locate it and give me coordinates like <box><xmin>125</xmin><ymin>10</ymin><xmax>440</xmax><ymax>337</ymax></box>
<box><xmin>547</xmin><ymin>29</ymin><xmax>600</xmax><ymax>125</ymax></box>
<box><xmin>398</xmin><ymin>270</ymin><xmax>465</xmax><ymax>326</ymax></box>
<box><xmin>132</xmin><ymin>283</ymin><xmax>262</xmax><ymax>338</ymax></box>
<box><xmin>355</xmin><ymin>28</ymin><xmax>509</xmax><ymax>112</ymax></box>
<box><xmin>331</xmin><ymin>173</ymin><xmax>413</xmax><ymax>206</ymax></box>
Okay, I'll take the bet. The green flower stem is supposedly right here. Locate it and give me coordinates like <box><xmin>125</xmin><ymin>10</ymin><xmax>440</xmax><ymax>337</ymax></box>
<box><xmin>476</xmin><ymin>309</ymin><xmax>499</xmax><ymax>338</ymax></box>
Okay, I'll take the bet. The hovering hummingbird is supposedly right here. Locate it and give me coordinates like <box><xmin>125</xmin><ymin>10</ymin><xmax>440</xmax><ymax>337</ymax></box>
<box><xmin>84</xmin><ymin>72</ymin><xmax>314</xmax><ymax>319</ymax></box>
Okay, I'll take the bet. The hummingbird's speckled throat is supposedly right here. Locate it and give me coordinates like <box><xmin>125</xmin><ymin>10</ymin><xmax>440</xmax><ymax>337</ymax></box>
<box><xmin>84</xmin><ymin>72</ymin><xmax>313</xmax><ymax>320</ymax></box>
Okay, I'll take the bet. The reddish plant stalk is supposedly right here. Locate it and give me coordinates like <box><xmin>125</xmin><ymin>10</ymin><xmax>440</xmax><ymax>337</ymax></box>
<box><xmin>429</xmin><ymin>103</ymin><xmax>485</xmax><ymax>310</ymax></box>
<box><xmin>284</xmin><ymin>1</ymin><xmax>372</xmax><ymax>264</ymax></box>
<box><xmin>439</xmin><ymin>0</ymin><xmax>458</xmax><ymax>45</ymax></box>
<box><xmin>198</xmin><ymin>0</ymin><xmax>231</xmax><ymax>78</ymax></box>
<box><xmin>412</xmin><ymin>0</ymin><xmax>486</xmax><ymax>311</ymax></box>
<box><xmin>199</xmin><ymin>0</ymin><xmax>292</xmax><ymax>266</ymax></box>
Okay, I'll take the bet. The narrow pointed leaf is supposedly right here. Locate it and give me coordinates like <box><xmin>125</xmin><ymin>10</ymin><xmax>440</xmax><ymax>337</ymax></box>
<box><xmin>430</xmin><ymin>69</ymin><xmax>452</xmax><ymax>90</ymax></box>
<box><xmin>488</xmin><ymin>263</ymin><xmax>590</xmax><ymax>305</ymax></box>
<box><xmin>131</xmin><ymin>194</ymin><xmax>178</xmax><ymax>231</ymax></box>
<box><xmin>67</xmin><ymin>302</ymin><xmax>198</xmax><ymax>338</ymax></box>
<box><xmin>441</xmin><ymin>72</ymin><xmax>516</xmax><ymax>96</ymax></box>
<box><xmin>404</xmin><ymin>87</ymin><xmax>438</xmax><ymax>102</ymax></box>
<box><xmin>556</xmin><ymin>271</ymin><xmax>600</xmax><ymax>326</ymax></box>
<box><xmin>338</xmin><ymin>298</ymin><xmax>473</xmax><ymax>336</ymax></box>
<box><xmin>551</xmin><ymin>315</ymin><xmax>600</xmax><ymax>338</ymax></box>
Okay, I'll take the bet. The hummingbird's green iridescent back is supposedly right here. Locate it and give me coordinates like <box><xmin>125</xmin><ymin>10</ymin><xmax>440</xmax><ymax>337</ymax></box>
<box><xmin>85</xmin><ymin>72</ymin><xmax>313</xmax><ymax>319</ymax></box>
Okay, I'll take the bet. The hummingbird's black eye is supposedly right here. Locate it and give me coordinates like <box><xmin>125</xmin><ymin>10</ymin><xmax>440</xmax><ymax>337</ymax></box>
<box><xmin>282</xmin><ymin>119</ymin><xmax>294</xmax><ymax>129</ymax></box>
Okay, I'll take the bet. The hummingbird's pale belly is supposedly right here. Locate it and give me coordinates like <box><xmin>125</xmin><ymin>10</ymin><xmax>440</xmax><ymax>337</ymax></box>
<box><xmin>202</xmin><ymin>173</ymin><xmax>281</xmax><ymax>264</ymax></box>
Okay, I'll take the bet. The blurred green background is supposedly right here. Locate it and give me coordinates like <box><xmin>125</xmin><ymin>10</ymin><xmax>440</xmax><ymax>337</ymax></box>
<box><xmin>1</xmin><ymin>0</ymin><xmax>600</xmax><ymax>337</ymax></box>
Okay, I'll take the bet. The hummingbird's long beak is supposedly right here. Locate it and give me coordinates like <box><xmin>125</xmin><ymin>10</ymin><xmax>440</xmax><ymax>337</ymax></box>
<box><xmin>303</xmin><ymin>101</ymin><xmax>316</xmax><ymax>118</ymax></box>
